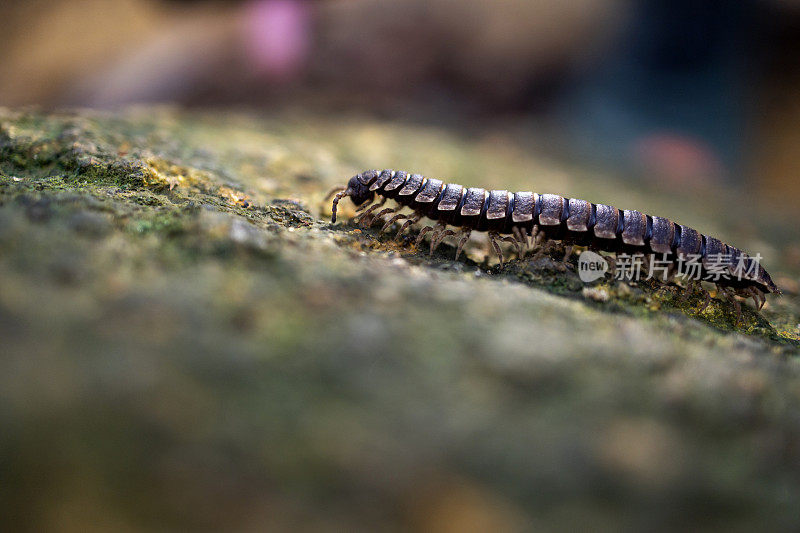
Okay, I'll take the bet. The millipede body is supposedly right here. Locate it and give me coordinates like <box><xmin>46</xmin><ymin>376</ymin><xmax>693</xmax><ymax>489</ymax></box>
<box><xmin>330</xmin><ymin>170</ymin><xmax>780</xmax><ymax>311</ymax></box>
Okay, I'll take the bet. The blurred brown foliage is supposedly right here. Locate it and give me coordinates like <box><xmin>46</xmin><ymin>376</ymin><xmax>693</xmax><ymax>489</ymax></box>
<box><xmin>0</xmin><ymin>0</ymin><xmax>799</xmax><ymax>200</ymax></box>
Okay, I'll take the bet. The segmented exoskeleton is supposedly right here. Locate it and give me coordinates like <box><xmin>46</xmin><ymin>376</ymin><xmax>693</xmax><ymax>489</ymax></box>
<box><xmin>329</xmin><ymin>170</ymin><xmax>780</xmax><ymax>317</ymax></box>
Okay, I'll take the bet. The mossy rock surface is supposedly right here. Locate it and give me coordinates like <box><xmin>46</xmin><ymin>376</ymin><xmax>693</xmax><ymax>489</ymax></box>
<box><xmin>1</xmin><ymin>107</ymin><xmax>799</xmax><ymax>531</ymax></box>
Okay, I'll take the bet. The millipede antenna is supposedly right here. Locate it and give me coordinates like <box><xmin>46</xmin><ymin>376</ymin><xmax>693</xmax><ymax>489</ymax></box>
<box><xmin>330</xmin><ymin>189</ymin><xmax>349</xmax><ymax>223</ymax></box>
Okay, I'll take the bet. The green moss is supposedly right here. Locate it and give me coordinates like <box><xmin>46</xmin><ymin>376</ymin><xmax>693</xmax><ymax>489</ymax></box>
<box><xmin>127</xmin><ymin>209</ymin><xmax>189</xmax><ymax>236</ymax></box>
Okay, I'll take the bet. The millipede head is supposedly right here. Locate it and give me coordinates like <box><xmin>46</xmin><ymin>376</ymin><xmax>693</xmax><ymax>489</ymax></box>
<box><xmin>761</xmin><ymin>268</ymin><xmax>782</xmax><ymax>295</ymax></box>
<box><xmin>347</xmin><ymin>174</ymin><xmax>376</xmax><ymax>207</ymax></box>
<box><xmin>330</xmin><ymin>173</ymin><xmax>378</xmax><ymax>222</ymax></box>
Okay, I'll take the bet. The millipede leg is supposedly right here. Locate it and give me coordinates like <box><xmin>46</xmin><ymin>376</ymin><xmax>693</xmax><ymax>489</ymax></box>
<box><xmin>381</xmin><ymin>213</ymin><xmax>406</xmax><ymax>233</ymax></box>
<box><xmin>368</xmin><ymin>206</ymin><xmax>398</xmax><ymax>226</ymax></box>
<box><xmin>431</xmin><ymin>227</ymin><xmax>455</xmax><ymax>256</ymax></box>
<box><xmin>723</xmin><ymin>287</ymin><xmax>743</xmax><ymax>325</ymax></box>
<box><xmin>455</xmin><ymin>228</ymin><xmax>472</xmax><ymax>261</ymax></box>
<box><xmin>355</xmin><ymin>197</ymin><xmax>386</xmax><ymax>225</ymax></box>
<box><xmin>747</xmin><ymin>287</ymin><xmax>760</xmax><ymax>310</ymax></box>
<box><xmin>530</xmin><ymin>226</ymin><xmax>539</xmax><ymax>248</ymax></box>
<box><xmin>395</xmin><ymin>214</ymin><xmax>421</xmax><ymax>240</ymax></box>
<box><xmin>425</xmin><ymin>222</ymin><xmax>446</xmax><ymax>256</ymax></box>
<box><xmin>416</xmin><ymin>225</ymin><xmax>435</xmax><ymax>246</ymax></box>
<box><xmin>530</xmin><ymin>229</ymin><xmax>549</xmax><ymax>259</ymax></box>
<box><xmin>488</xmin><ymin>232</ymin><xmax>505</xmax><ymax>267</ymax></box>
<box><xmin>355</xmin><ymin>194</ymin><xmax>385</xmax><ymax>213</ymax></box>
<box><xmin>748</xmin><ymin>287</ymin><xmax>766</xmax><ymax>310</ymax></box>
<box><xmin>373</xmin><ymin>207</ymin><xmax>397</xmax><ymax>219</ymax></box>
<box><xmin>499</xmin><ymin>235</ymin><xmax>521</xmax><ymax>259</ymax></box>
<box><xmin>666</xmin><ymin>263</ymin><xmax>678</xmax><ymax>283</ymax></box>
<box><xmin>429</xmin><ymin>220</ymin><xmax>447</xmax><ymax>238</ymax></box>
<box><xmin>641</xmin><ymin>254</ymin><xmax>651</xmax><ymax>275</ymax></box>
<box><xmin>526</xmin><ymin>227</ymin><xmax>536</xmax><ymax>252</ymax></box>
<box><xmin>512</xmin><ymin>227</ymin><xmax>528</xmax><ymax>255</ymax></box>
<box><xmin>354</xmin><ymin>203</ymin><xmax>374</xmax><ymax>219</ymax></box>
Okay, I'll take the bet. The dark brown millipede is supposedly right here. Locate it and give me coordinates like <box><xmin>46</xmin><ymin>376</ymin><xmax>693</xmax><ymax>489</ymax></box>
<box><xmin>329</xmin><ymin>169</ymin><xmax>780</xmax><ymax>317</ymax></box>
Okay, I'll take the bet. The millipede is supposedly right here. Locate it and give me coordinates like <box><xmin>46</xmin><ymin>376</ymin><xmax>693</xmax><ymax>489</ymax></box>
<box><xmin>329</xmin><ymin>169</ymin><xmax>780</xmax><ymax>318</ymax></box>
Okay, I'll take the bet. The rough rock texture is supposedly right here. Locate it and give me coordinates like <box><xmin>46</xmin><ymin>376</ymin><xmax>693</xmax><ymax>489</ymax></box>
<box><xmin>1</xmin><ymin>107</ymin><xmax>799</xmax><ymax>531</ymax></box>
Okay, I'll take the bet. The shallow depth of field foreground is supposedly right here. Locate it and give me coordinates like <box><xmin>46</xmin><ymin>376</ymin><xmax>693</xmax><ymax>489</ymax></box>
<box><xmin>1</xmin><ymin>107</ymin><xmax>800</xmax><ymax>531</ymax></box>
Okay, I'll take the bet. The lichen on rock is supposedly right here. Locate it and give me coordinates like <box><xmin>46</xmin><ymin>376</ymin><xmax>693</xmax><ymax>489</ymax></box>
<box><xmin>1</xmin><ymin>106</ymin><xmax>799</xmax><ymax>531</ymax></box>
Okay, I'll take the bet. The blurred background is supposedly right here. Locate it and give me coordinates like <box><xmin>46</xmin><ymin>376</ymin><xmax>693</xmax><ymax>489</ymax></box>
<box><xmin>1</xmin><ymin>0</ymin><xmax>799</xmax><ymax>201</ymax></box>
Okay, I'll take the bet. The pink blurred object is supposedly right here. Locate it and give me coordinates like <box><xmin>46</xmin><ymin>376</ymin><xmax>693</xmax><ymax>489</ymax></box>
<box><xmin>634</xmin><ymin>134</ymin><xmax>724</xmax><ymax>187</ymax></box>
<box><xmin>243</xmin><ymin>0</ymin><xmax>312</xmax><ymax>81</ymax></box>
